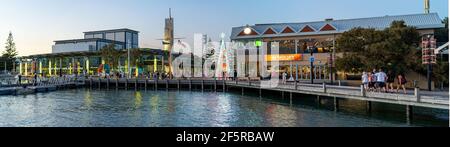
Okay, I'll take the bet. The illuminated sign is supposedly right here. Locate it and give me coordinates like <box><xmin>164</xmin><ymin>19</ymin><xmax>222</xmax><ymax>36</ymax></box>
<box><xmin>265</xmin><ymin>54</ymin><xmax>302</xmax><ymax>61</ymax></box>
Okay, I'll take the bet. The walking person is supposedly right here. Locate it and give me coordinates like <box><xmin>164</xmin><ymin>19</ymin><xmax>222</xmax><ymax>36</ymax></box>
<box><xmin>375</xmin><ymin>69</ymin><xmax>387</xmax><ymax>92</ymax></box>
<box><xmin>397</xmin><ymin>74</ymin><xmax>407</xmax><ymax>94</ymax></box>
<box><xmin>371</xmin><ymin>69</ymin><xmax>378</xmax><ymax>90</ymax></box>
<box><xmin>282</xmin><ymin>72</ymin><xmax>287</xmax><ymax>84</ymax></box>
<box><xmin>386</xmin><ymin>71</ymin><xmax>396</xmax><ymax>93</ymax></box>
<box><xmin>362</xmin><ymin>72</ymin><xmax>369</xmax><ymax>91</ymax></box>
<box><xmin>368</xmin><ymin>72</ymin><xmax>375</xmax><ymax>92</ymax></box>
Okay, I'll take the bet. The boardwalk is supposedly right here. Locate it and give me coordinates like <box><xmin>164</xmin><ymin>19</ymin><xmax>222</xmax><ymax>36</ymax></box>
<box><xmin>85</xmin><ymin>78</ymin><xmax>449</xmax><ymax>110</ymax></box>
<box><xmin>0</xmin><ymin>76</ymin><xmax>85</xmax><ymax>95</ymax></box>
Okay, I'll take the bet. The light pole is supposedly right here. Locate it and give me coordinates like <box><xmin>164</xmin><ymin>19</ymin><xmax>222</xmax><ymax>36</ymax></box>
<box><xmin>309</xmin><ymin>46</ymin><xmax>315</xmax><ymax>84</ymax></box>
<box><xmin>307</xmin><ymin>39</ymin><xmax>316</xmax><ymax>84</ymax></box>
<box><xmin>425</xmin><ymin>35</ymin><xmax>436</xmax><ymax>91</ymax></box>
<box><xmin>255</xmin><ymin>39</ymin><xmax>262</xmax><ymax>79</ymax></box>
<box><xmin>328</xmin><ymin>45</ymin><xmax>333</xmax><ymax>85</ymax></box>
<box><xmin>127</xmin><ymin>48</ymin><xmax>131</xmax><ymax>78</ymax></box>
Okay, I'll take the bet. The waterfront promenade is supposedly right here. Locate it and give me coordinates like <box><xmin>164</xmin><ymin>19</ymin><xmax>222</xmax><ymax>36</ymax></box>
<box><xmin>85</xmin><ymin>77</ymin><xmax>449</xmax><ymax>111</ymax></box>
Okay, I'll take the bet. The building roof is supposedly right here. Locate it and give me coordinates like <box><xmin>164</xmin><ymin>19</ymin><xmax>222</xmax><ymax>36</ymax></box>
<box><xmin>54</xmin><ymin>38</ymin><xmax>125</xmax><ymax>44</ymax></box>
<box><xmin>19</xmin><ymin>48</ymin><xmax>167</xmax><ymax>59</ymax></box>
<box><xmin>83</xmin><ymin>28</ymin><xmax>139</xmax><ymax>35</ymax></box>
<box><xmin>231</xmin><ymin>13</ymin><xmax>445</xmax><ymax>40</ymax></box>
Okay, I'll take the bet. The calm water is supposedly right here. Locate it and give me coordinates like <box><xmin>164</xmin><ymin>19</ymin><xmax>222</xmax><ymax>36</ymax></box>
<box><xmin>0</xmin><ymin>89</ymin><xmax>448</xmax><ymax>127</ymax></box>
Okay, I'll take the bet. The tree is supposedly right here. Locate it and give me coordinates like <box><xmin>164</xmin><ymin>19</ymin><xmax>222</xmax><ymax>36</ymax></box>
<box><xmin>100</xmin><ymin>43</ymin><xmax>121</xmax><ymax>71</ymax></box>
<box><xmin>3</xmin><ymin>32</ymin><xmax>18</xmax><ymax>71</ymax></box>
<box><xmin>128</xmin><ymin>48</ymin><xmax>145</xmax><ymax>69</ymax></box>
<box><xmin>335</xmin><ymin>21</ymin><xmax>421</xmax><ymax>75</ymax></box>
<box><xmin>435</xmin><ymin>17</ymin><xmax>448</xmax><ymax>43</ymax></box>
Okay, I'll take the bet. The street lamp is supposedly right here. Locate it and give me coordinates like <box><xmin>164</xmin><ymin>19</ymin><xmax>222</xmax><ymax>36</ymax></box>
<box><xmin>244</xmin><ymin>25</ymin><xmax>252</xmax><ymax>35</ymax></box>
<box><xmin>328</xmin><ymin>45</ymin><xmax>334</xmax><ymax>85</ymax></box>
<box><xmin>243</xmin><ymin>25</ymin><xmax>262</xmax><ymax>79</ymax></box>
<box><xmin>425</xmin><ymin>35</ymin><xmax>434</xmax><ymax>91</ymax></box>
<box><xmin>309</xmin><ymin>46</ymin><xmax>315</xmax><ymax>84</ymax></box>
<box><xmin>127</xmin><ymin>47</ymin><xmax>131</xmax><ymax>78</ymax></box>
<box><xmin>307</xmin><ymin>39</ymin><xmax>316</xmax><ymax>84</ymax></box>
<box><xmin>255</xmin><ymin>39</ymin><xmax>262</xmax><ymax>79</ymax></box>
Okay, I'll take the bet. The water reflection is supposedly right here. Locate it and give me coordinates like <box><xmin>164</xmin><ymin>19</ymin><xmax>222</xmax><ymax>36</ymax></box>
<box><xmin>134</xmin><ymin>92</ymin><xmax>142</xmax><ymax>109</ymax></box>
<box><xmin>0</xmin><ymin>89</ymin><xmax>447</xmax><ymax>127</ymax></box>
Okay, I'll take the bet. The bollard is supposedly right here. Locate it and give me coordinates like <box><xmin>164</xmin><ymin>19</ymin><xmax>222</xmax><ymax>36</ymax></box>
<box><xmin>89</xmin><ymin>78</ymin><xmax>93</xmax><ymax>89</ymax></box>
<box><xmin>201</xmin><ymin>80</ymin><xmax>204</xmax><ymax>91</ymax></box>
<box><xmin>223</xmin><ymin>80</ymin><xmax>226</xmax><ymax>92</ymax></box>
<box><xmin>166</xmin><ymin>80</ymin><xmax>169</xmax><ymax>90</ymax></box>
<box><xmin>144</xmin><ymin>79</ymin><xmax>148</xmax><ymax>91</ymax></box>
<box><xmin>406</xmin><ymin>105</ymin><xmax>413</xmax><ymax>123</ymax></box>
<box><xmin>295</xmin><ymin>80</ymin><xmax>298</xmax><ymax>90</ymax></box>
<box><xmin>125</xmin><ymin>78</ymin><xmax>128</xmax><ymax>90</ymax></box>
<box><xmin>334</xmin><ymin>97</ymin><xmax>339</xmax><ymax>112</ymax></box>
<box><xmin>323</xmin><ymin>83</ymin><xmax>327</xmax><ymax>93</ymax></box>
<box><xmin>361</xmin><ymin>84</ymin><xmax>366</xmax><ymax>97</ymax></box>
<box><xmin>135</xmin><ymin>79</ymin><xmax>138</xmax><ymax>91</ymax></box>
<box><xmin>290</xmin><ymin>93</ymin><xmax>293</xmax><ymax>106</ymax></box>
<box><xmin>116</xmin><ymin>78</ymin><xmax>119</xmax><ymax>90</ymax></box>
<box><xmin>415</xmin><ymin>87</ymin><xmax>421</xmax><ymax>102</ymax></box>
<box><xmin>189</xmin><ymin>79</ymin><xmax>192</xmax><ymax>91</ymax></box>
<box><xmin>259</xmin><ymin>88</ymin><xmax>262</xmax><ymax>97</ymax></box>
<box><xmin>214</xmin><ymin>80</ymin><xmax>217</xmax><ymax>91</ymax></box>
<box><xmin>366</xmin><ymin>101</ymin><xmax>372</xmax><ymax>113</ymax></box>
<box><xmin>107</xmin><ymin>78</ymin><xmax>110</xmax><ymax>90</ymax></box>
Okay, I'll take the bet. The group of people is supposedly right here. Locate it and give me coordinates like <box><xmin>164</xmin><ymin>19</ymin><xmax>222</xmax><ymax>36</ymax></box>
<box><xmin>362</xmin><ymin>69</ymin><xmax>408</xmax><ymax>94</ymax></box>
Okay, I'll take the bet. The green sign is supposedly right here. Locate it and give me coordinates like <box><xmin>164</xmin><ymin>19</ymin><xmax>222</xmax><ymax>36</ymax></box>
<box><xmin>255</xmin><ymin>40</ymin><xmax>262</xmax><ymax>47</ymax></box>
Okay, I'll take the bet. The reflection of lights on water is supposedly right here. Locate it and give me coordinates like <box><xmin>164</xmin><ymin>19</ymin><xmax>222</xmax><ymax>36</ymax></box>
<box><xmin>150</xmin><ymin>95</ymin><xmax>159</xmax><ymax>112</ymax></box>
<box><xmin>84</xmin><ymin>90</ymin><xmax>92</xmax><ymax>108</ymax></box>
<box><xmin>213</xmin><ymin>94</ymin><xmax>233</xmax><ymax>127</ymax></box>
<box><xmin>135</xmin><ymin>92</ymin><xmax>142</xmax><ymax>109</ymax></box>
<box><xmin>265</xmin><ymin>104</ymin><xmax>297</xmax><ymax>127</ymax></box>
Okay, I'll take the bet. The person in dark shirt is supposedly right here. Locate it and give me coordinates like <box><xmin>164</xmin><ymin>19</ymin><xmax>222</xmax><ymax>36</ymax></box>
<box><xmin>386</xmin><ymin>71</ymin><xmax>395</xmax><ymax>93</ymax></box>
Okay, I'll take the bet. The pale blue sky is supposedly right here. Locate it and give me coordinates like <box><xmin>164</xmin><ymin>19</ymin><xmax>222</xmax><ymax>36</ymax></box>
<box><xmin>0</xmin><ymin>0</ymin><xmax>448</xmax><ymax>56</ymax></box>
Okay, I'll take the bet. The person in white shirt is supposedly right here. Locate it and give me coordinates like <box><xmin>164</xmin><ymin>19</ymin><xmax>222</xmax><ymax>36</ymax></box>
<box><xmin>375</xmin><ymin>69</ymin><xmax>387</xmax><ymax>92</ymax></box>
<box><xmin>362</xmin><ymin>72</ymin><xmax>369</xmax><ymax>90</ymax></box>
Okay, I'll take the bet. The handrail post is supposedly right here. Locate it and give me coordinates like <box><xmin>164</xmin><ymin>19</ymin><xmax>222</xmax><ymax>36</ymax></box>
<box><xmin>323</xmin><ymin>83</ymin><xmax>327</xmax><ymax>93</ymax></box>
<box><xmin>189</xmin><ymin>79</ymin><xmax>192</xmax><ymax>91</ymax></box>
<box><xmin>295</xmin><ymin>80</ymin><xmax>298</xmax><ymax>90</ymax></box>
<box><xmin>361</xmin><ymin>84</ymin><xmax>366</xmax><ymax>97</ymax></box>
<box><xmin>415</xmin><ymin>87</ymin><xmax>421</xmax><ymax>102</ymax></box>
<box><xmin>166</xmin><ymin>79</ymin><xmax>169</xmax><ymax>90</ymax></box>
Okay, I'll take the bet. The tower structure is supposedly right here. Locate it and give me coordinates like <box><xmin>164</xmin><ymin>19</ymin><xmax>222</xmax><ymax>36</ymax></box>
<box><xmin>424</xmin><ymin>0</ymin><xmax>430</xmax><ymax>14</ymax></box>
<box><xmin>163</xmin><ymin>8</ymin><xmax>174</xmax><ymax>75</ymax></box>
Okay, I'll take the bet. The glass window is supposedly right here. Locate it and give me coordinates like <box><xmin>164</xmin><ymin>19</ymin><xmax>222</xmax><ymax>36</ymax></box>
<box><xmin>85</xmin><ymin>34</ymin><xmax>94</xmax><ymax>39</ymax></box>
<box><xmin>279</xmin><ymin>40</ymin><xmax>296</xmax><ymax>54</ymax></box>
<box><xmin>93</xmin><ymin>33</ymin><xmax>104</xmax><ymax>39</ymax></box>
<box><xmin>106</xmin><ymin>33</ymin><xmax>115</xmax><ymax>40</ymax></box>
<box><xmin>115</xmin><ymin>32</ymin><xmax>125</xmax><ymax>42</ymax></box>
<box><xmin>133</xmin><ymin>33</ymin><xmax>139</xmax><ymax>48</ymax></box>
<box><xmin>126</xmin><ymin>32</ymin><xmax>132</xmax><ymax>49</ymax></box>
